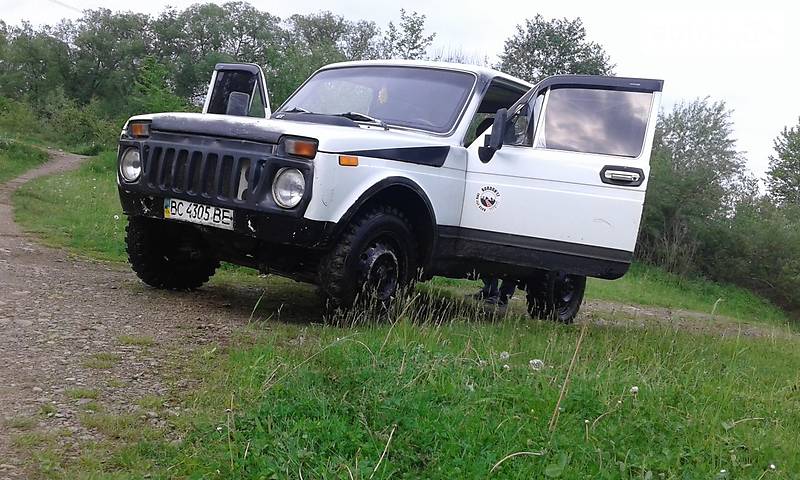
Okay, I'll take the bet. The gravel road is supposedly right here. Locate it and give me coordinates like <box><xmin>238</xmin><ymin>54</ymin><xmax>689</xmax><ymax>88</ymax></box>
<box><xmin>0</xmin><ymin>150</ymin><xmax>264</xmax><ymax>478</ymax></box>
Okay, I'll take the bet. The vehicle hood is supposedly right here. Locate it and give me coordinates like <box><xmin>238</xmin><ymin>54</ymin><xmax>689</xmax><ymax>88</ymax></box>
<box><xmin>130</xmin><ymin>112</ymin><xmax>456</xmax><ymax>152</ymax></box>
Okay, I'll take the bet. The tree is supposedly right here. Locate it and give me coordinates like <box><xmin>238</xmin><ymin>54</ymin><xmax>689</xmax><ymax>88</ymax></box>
<box><xmin>128</xmin><ymin>57</ymin><xmax>187</xmax><ymax>115</ymax></box>
<box><xmin>71</xmin><ymin>9</ymin><xmax>152</xmax><ymax>112</ymax></box>
<box><xmin>638</xmin><ymin>98</ymin><xmax>753</xmax><ymax>273</ymax></box>
<box><xmin>766</xmin><ymin>118</ymin><xmax>800</xmax><ymax>205</ymax></box>
<box><xmin>381</xmin><ymin>10</ymin><xmax>435</xmax><ymax>60</ymax></box>
<box><xmin>497</xmin><ymin>15</ymin><xmax>613</xmax><ymax>83</ymax></box>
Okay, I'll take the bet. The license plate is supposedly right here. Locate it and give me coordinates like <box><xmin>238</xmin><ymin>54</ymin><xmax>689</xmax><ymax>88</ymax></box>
<box><xmin>163</xmin><ymin>198</ymin><xmax>234</xmax><ymax>230</ymax></box>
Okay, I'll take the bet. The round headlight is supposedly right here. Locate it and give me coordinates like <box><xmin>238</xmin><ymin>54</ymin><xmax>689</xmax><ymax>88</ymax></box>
<box><xmin>272</xmin><ymin>167</ymin><xmax>305</xmax><ymax>208</ymax></box>
<box><xmin>120</xmin><ymin>148</ymin><xmax>142</xmax><ymax>182</ymax></box>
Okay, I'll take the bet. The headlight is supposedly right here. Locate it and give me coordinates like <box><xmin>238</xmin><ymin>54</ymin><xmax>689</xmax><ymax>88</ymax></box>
<box><xmin>119</xmin><ymin>148</ymin><xmax>142</xmax><ymax>182</ymax></box>
<box><xmin>272</xmin><ymin>167</ymin><xmax>305</xmax><ymax>208</ymax></box>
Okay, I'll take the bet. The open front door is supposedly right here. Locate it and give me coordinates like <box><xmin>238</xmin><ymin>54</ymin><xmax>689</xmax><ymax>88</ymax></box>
<box><xmin>461</xmin><ymin>75</ymin><xmax>662</xmax><ymax>278</ymax></box>
<box><xmin>202</xmin><ymin>63</ymin><xmax>271</xmax><ymax>117</ymax></box>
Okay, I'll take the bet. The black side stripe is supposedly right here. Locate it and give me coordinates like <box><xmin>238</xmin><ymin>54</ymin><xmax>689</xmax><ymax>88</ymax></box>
<box><xmin>335</xmin><ymin>146</ymin><xmax>450</xmax><ymax>167</ymax></box>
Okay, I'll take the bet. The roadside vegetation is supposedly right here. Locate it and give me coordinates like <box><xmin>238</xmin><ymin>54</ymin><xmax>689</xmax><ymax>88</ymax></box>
<box><xmin>17</xmin><ymin>305</ymin><xmax>800</xmax><ymax>478</ymax></box>
<box><xmin>0</xmin><ymin>139</ymin><xmax>47</xmax><ymax>183</ymax></box>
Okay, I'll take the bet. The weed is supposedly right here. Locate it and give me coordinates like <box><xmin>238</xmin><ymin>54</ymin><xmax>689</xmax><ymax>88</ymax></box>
<box><xmin>83</xmin><ymin>352</ymin><xmax>121</xmax><ymax>370</ymax></box>
<box><xmin>65</xmin><ymin>388</ymin><xmax>100</xmax><ymax>400</ymax></box>
<box><xmin>118</xmin><ymin>334</ymin><xmax>156</xmax><ymax>347</ymax></box>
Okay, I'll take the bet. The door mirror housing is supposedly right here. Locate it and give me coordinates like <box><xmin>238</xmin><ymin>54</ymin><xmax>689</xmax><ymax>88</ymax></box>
<box><xmin>478</xmin><ymin>108</ymin><xmax>508</xmax><ymax>163</ymax></box>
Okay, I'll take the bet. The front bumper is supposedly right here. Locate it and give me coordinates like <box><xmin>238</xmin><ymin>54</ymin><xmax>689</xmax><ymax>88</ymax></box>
<box><xmin>118</xmin><ymin>189</ymin><xmax>334</xmax><ymax>249</ymax></box>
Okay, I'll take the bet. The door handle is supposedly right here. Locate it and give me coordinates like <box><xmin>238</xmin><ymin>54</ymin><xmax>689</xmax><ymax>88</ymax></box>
<box><xmin>600</xmin><ymin>166</ymin><xmax>645</xmax><ymax>187</ymax></box>
<box><xmin>604</xmin><ymin>170</ymin><xmax>639</xmax><ymax>182</ymax></box>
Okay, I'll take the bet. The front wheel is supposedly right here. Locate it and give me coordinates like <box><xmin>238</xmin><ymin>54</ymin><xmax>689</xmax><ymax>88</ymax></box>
<box><xmin>525</xmin><ymin>272</ymin><xmax>586</xmax><ymax>323</ymax></box>
<box><xmin>126</xmin><ymin>216</ymin><xmax>219</xmax><ymax>290</ymax></box>
<box><xmin>317</xmin><ymin>205</ymin><xmax>418</xmax><ymax>309</ymax></box>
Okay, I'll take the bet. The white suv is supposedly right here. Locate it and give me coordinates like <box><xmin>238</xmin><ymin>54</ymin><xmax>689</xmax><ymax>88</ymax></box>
<box><xmin>117</xmin><ymin>60</ymin><xmax>662</xmax><ymax>322</ymax></box>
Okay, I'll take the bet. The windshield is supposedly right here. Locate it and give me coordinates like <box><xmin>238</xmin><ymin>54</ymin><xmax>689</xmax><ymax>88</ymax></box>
<box><xmin>278</xmin><ymin>66</ymin><xmax>476</xmax><ymax>134</ymax></box>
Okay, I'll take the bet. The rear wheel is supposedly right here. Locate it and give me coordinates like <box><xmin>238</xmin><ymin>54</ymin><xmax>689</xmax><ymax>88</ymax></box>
<box><xmin>525</xmin><ymin>271</ymin><xmax>586</xmax><ymax>323</ymax></box>
<box><xmin>317</xmin><ymin>205</ymin><xmax>418</xmax><ymax>309</ymax></box>
<box><xmin>126</xmin><ymin>216</ymin><xmax>219</xmax><ymax>290</ymax></box>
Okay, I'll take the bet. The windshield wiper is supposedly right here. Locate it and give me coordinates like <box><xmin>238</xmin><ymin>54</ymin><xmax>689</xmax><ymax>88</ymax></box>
<box><xmin>282</xmin><ymin>106</ymin><xmax>313</xmax><ymax>114</ymax></box>
<box><xmin>334</xmin><ymin>112</ymin><xmax>389</xmax><ymax>130</ymax></box>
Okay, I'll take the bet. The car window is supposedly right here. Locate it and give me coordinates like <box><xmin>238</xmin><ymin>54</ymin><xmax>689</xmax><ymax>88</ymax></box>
<box><xmin>536</xmin><ymin>88</ymin><xmax>653</xmax><ymax>157</ymax></box>
<box><xmin>279</xmin><ymin>66</ymin><xmax>476</xmax><ymax>134</ymax></box>
<box><xmin>505</xmin><ymin>93</ymin><xmax>544</xmax><ymax>146</ymax></box>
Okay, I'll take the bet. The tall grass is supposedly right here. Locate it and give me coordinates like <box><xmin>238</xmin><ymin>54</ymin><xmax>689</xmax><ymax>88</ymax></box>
<box><xmin>0</xmin><ymin>139</ymin><xmax>48</xmax><ymax>184</ymax></box>
<box><xmin>42</xmin><ymin>292</ymin><xmax>800</xmax><ymax>478</ymax></box>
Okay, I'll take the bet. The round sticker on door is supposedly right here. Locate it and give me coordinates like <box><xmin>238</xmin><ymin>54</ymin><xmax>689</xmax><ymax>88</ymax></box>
<box><xmin>476</xmin><ymin>185</ymin><xmax>500</xmax><ymax>212</ymax></box>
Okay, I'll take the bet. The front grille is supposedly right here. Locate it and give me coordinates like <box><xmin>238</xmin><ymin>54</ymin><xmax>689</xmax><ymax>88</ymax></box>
<box><xmin>142</xmin><ymin>141</ymin><xmax>269</xmax><ymax>203</ymax></box>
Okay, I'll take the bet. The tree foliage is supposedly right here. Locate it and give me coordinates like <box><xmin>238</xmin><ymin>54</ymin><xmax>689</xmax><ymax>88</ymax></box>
<box><xmin>381</xmin><ymin>9</ymin><xmax>435</xmax><ymax>60</ymax></box>
<box><xmin>498</xmin><ymin>15</ymin><xmax>614</xmax><ymax>83</ymax></box>
<box><xmin>638</xmin><ymin>98</ymin><xmax>752</xmax><ymax>274</ymax></box>
<box><xmin>766</xmin><ymin>117</ymin><xmax>800</xmax><ymax>205</ymax></box>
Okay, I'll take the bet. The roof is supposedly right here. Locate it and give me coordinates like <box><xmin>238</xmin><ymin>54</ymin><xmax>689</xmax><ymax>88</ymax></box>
<box><xmin>318</xmin><ymin>59</ymin><xmax>532</xmax><ymax>90</ymax></box>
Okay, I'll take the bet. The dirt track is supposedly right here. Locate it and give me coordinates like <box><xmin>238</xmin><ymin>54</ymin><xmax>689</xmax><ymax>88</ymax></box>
<box><xmin>0</xmin><ymin>150</ymin><xmax>268</xmax><ymax>478</ymax></box>
<box><xmin>0</xmin><ymin>151</ymin><xmax>792</xmax><ymax>477</ymax></box>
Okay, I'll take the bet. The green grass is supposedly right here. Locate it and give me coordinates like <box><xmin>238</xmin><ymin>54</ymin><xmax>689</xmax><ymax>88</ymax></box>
<box><xmin>587</xmin><ymin>263</ymin><xmax>789</xmax><ymax>325</ymax></box>
<box><xmin>47</xmin><ymin>310</ymin><xmax>800</xmax><ymax>479</ymax></box>
<box><xmin>14</xmin><ymin>151</ymin><xmax>127</xmax><ymax>262</ymax></box>
<box><xmin>118</xmin><ymin>334</ymin><xmax>156</xmax><ymax>347</ymax></box>
<box><xmin>0</xmin><ymin>139</ymin><xmax>48</xmax><ymax>183</ymax></box>
<box><xmin>83</xmin><ymin>352</ymin><xmax>121</xmax><ymax>370</ymax></box>
<box><xmin>65</xmin><ymin>388</ymin><xmax>100</xmax><ymax>400</ymax></box>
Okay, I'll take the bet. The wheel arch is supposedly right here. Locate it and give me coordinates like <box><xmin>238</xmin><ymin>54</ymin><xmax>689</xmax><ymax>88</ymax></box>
<box><xmin>333</xmin><ymin>177</ymin><xmax>438</xmax><ymax>271</ymax></box>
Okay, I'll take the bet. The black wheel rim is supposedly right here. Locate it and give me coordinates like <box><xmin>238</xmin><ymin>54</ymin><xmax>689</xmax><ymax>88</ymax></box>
<box><xmin>360</xmin><ymin>239</ymin><xmax>400</xmax><ymax>302</ymax></box>
<box><xmin>554</xmin><ymin>274</ymin><xmax>577</xmax><ymax>316</ymax></box>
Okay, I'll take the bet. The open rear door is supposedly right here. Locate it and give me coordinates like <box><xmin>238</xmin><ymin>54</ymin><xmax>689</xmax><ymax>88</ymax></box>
<box><xmin>202</xmin><ymin>63</ymin><xmax>271</xmax><ymax>117</ymax></box>
<box><xmin>462</xmin><ymin>75</ymin><xmax>663</xmax><ymax>279</ymax></box>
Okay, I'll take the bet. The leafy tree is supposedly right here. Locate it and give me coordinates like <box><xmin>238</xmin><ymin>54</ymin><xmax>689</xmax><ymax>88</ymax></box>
<box><xmin>498</xmin><ymin>15</ymin><xmax>613</xmax><ymax>83</ymax></box>
<box><xmin>128</xmin><ymin>57</ymin><xmax>187</xmax><ymax>115</ymax></box>
<box><xmin>0</xmin><ymin>22</ymin><xmax>72</xmax><ymax>102</ymax></box>
<box><xmin>71</xmin><ymin>9</ymin><xmax>152</xmax><ymax>112</ymax></box>
<box><xmin>766</xmin><ymin>118</ymin><xmax>800</xmax><ymax>205</ymax></box>
<box><xmin>381</xmin><ymin>9</ymin><xmax>435</xmax><ymax>60</ymax></box>
<box><xmin>638</xmin><ymin>98</ymin><xmax>752</xmax><ymax>273</ymax></box>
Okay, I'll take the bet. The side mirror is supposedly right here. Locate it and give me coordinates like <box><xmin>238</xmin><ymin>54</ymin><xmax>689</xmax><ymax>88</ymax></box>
<box><xmin>226</xmin><ymin>92</ymin><xmax>251</xmax><ymax>116</ymax></box>
<box><xmin>478</xmin><ymin>108</ymin><xmax>508</xmax><ymax>163</ymax></box>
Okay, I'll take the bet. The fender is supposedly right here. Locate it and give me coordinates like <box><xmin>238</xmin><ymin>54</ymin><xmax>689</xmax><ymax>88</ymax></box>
<box><xmin>333</xmin><ymin>177</ymin><xmax>439</xmax><ymax>263</ymax></box>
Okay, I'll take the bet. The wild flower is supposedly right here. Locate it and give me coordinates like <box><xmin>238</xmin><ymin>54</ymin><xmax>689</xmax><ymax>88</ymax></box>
<box><xmin>499</xmin><ymin>351</ymin><xmax>510</xmax><ymax>361</ymax></box>
<box><xmin>529</xmin><ymin>359</ymin><xmax>544</xmax><ymax>371</ymax></box>
<box><xmin>630</xmin><ymin>385</ymin><xmax>639</xmax><ymax>396</ymax></box>
<box><xmin>502</xmin><ymin>364</ymin><xmax>510</xmax><ymax>371</ymax></box>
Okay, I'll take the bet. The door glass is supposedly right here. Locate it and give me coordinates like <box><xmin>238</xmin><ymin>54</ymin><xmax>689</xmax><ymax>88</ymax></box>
<box><xmin>207</xmin><ymin>70</ymin><xmax>267</xmax><ymax>117</ymax></box>
<box><xmin>506</xmin><ymin>92</ymin><xmax>545</xmax><ymax>146</ymax></box>
<box><xmin>537</xmin><ymin>88</ymin><xmax>652</xmax><ymax>157</ymax></box>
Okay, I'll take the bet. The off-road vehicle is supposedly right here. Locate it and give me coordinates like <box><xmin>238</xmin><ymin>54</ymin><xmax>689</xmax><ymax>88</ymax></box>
<box><xmin>117</xmin><ymin>60</ymin><xmax>662</xmax><ymax>322</ymax></box>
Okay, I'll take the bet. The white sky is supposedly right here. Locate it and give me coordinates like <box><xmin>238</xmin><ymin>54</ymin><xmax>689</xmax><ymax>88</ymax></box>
<box><xmin>2</xmin><ymin>0</ymin><xmax>798</xmax><ymax>178</ymax></box>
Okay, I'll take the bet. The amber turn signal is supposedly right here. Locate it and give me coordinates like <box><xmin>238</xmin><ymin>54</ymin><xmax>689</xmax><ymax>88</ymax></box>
<box><xmin>128</xmin><ymin>122</ymin><xmax>150</xmax><ymax>138</ymax></box>
<box><xmin>284</xmin><ymin>138</ymin><xmax>318</xmax><ymax>159</ymax></box>
<box><xmin>338</xmin><ymin>155</ymin><xmax>359</xmax><ymax>167</ymax></box>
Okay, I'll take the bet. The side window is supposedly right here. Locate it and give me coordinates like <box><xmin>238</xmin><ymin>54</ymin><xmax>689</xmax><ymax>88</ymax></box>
<box><xmin>535</xmin><ymin>88</ymin><xmax>653</xmax><ymax>157</ymax></box>
<box><xmin>505</xmin><ymin>92</ymin><xmax>545</xmax><ymax>146</ymax></box>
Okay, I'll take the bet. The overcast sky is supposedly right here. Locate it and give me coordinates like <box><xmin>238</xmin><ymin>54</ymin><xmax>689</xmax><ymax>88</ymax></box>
<box><xmin>2</xmin><ymin>0</ymin><xmax>797</xmax><ymax>178</ymax></box>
